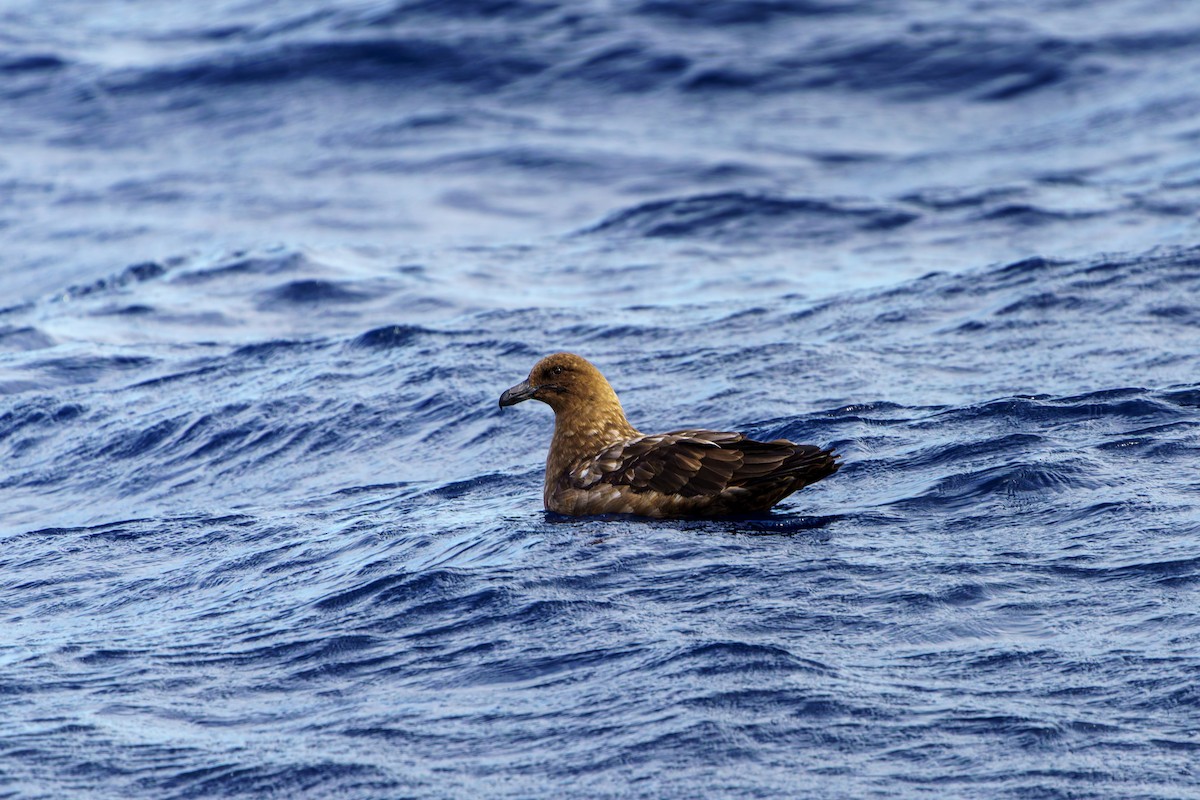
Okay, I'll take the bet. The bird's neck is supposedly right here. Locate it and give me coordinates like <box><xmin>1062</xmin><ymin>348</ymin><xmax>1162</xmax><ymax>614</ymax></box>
<box><xmin>545</xmin><ymin>402</ymin><xmax>638</xmax><ymax>482</ymax></box>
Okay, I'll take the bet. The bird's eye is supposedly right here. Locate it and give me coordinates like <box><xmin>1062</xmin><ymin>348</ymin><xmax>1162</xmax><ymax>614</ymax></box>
<box><xmin>551</xmin><ymin>365</ymin><xmax>565</xmax><ymax>376</ymax></box>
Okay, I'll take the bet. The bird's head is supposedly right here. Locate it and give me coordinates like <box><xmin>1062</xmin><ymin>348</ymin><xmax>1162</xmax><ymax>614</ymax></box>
<box><xmin>499</xmin><ymin>352</ymin><xmax>619</xmax><ymax>416</ymax></box>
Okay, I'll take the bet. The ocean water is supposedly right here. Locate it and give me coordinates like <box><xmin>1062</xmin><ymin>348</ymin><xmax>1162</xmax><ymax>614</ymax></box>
<box><xmin>2</xmin><ymin>1</ymin><xmax>1199</xmax><ymax>797</ymax></box>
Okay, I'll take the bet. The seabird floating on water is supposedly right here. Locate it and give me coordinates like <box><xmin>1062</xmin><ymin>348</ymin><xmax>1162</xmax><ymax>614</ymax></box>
<box><xmin>499</xmin><ymin>353</ymin><xmax>839</xmax><ymax>518</ymax></box>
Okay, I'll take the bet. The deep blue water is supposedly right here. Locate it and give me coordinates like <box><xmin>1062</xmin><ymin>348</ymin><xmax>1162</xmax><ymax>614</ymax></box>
<box><xmin>3</xmin><ymin>1</ymin><xmax>1200</xmax><ymax>797</ymax></box>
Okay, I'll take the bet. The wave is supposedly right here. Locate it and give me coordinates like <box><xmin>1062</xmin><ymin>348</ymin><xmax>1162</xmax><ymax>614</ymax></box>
<box><xmin>634</xmin><ymin>0</ymin><xmax>855</xmax><ymax>25</ymax></box>
<box><xmin>103</xmin><ymin>37</ymin><xmax>546</xmax><ymax>94</ymax></box>
<box><xmin>20</xmin><ymin>2</ymin><xmax>1182</xmax><ymax>106</ymax></box>
<box><xmin>100</xmin><ymin>27</ymin><xmax>1075</xmax><ymax>102</ymax></box>
<box><xmin>581</xmin><ymin>191</ymin><xmax>918</xmax><ymax>242</ymax></box>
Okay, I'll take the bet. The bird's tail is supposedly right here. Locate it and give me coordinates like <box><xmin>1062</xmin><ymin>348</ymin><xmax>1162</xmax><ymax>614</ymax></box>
<box><xmin>783</xmin><ymin>444</ymin><xmax>840</xmax><ymax>488</ymax></box>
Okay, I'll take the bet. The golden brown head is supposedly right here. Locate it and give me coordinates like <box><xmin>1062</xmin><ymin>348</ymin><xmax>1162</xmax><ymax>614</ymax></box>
<box><xmin>498</xmin><ymin>352</ymin><xmax>621</xmax><ymax>415</ymax></box>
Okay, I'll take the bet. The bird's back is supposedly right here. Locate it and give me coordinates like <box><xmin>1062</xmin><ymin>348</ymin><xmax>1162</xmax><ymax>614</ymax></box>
<box><xmin>548</xmin><ymin>429</ymin><xmax>839</xmax><ymax>518</ymax></box>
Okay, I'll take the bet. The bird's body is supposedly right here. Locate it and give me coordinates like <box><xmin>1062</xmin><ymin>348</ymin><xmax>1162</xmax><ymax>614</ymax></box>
<box><xmin>499</xmin><ymin>353</ymin><xmax>839</xmax><ymax>518</ymax></box>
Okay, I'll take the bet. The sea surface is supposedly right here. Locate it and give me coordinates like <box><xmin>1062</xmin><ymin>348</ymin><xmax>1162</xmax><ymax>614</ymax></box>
<box><xmin>3</xmin><ymin>1</ymin><xmax>1200</xmax><ymax>798</ymax></box>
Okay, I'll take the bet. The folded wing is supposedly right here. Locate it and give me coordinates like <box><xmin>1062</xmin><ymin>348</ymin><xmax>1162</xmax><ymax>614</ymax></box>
<box><xmin>573</xmin><ymin>429</ymin><xmax>839</xmax><ymax>503</ymax></box>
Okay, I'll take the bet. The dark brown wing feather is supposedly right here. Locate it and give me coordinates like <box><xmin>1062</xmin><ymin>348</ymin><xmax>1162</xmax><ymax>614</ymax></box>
<box><xmin>578</xmin><ymin>429</ymin><xmax>839</xmax><ymax>502</ymax></box>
